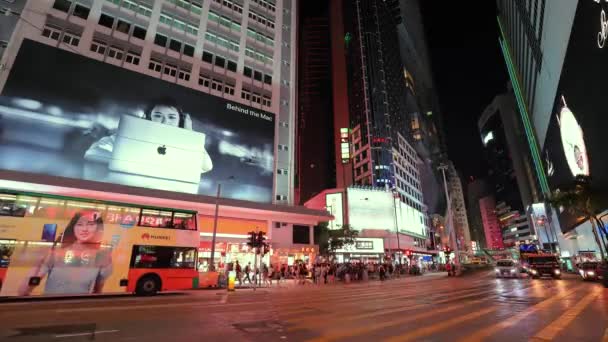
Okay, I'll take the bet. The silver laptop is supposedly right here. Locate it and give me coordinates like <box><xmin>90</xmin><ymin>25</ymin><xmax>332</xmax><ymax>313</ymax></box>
<box><xmin>109</xmin><ymin>115</ymin><xmax>206</xmax><ymax>187</ymax></box>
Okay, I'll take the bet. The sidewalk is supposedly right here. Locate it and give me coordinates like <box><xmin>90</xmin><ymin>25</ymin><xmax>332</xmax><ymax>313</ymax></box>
<box><xmin>225</xmin><ymin>271</ymin><xmax>447</xmax><ymax>290</ymax></box>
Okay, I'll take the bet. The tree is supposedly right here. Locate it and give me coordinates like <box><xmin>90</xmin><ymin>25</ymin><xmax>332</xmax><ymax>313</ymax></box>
<box><xmin>548</xmin><ymin>175</ymin><xmax>607</xmax><ymax>261</ymax></box>
<box><xmin>316</xmin><ymin>222</ymin><xmax>358</xmax><ymax>257</ymax></box>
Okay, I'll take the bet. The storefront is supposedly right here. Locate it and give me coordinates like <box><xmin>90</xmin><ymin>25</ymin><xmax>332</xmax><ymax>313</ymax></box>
<box><xmin>198</xmin><ymin>241</ymin><xmax>270</xmax><ymax>272</ymax></box>
<box><xmin>271</xmin><ymin>245</ymin><xmax>316</xmax><ymax>267</ymax></box>
<box><xmin>334</xmin><ymin>238</ymin><xmax>385</xmax><ymax>263</ymax></box>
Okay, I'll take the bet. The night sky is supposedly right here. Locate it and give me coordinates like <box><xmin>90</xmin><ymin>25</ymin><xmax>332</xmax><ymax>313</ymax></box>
<box><xmin>420</xmin><ymin>1</ymin><xmax>509</xmax><ymax>181</ymax></box>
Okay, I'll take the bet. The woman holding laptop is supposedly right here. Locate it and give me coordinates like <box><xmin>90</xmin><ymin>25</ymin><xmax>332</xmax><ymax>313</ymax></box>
<box><xmin>83</xmin><ymin>97</ymin><xmax>213</xmax><ymax>192</ymax></box>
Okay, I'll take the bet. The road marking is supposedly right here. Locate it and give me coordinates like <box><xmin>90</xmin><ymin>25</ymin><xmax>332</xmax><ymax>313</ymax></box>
<box><xmin>219</xmin><ymin>294</ymin><xmax>228</xmax><ymax>304</ymax></box>
<box><xmin>384</xmin><ymin>306</ymin><xmax>497</xmax><ymax>342</ymax></box>
<box><xmin>531</xmin><ymin>288</ymin><xmax>600</xmax><ymax>341</ymax></box>
<box><xmin>304</xmin><ymin>299</ymin><xmax>487</xmax><ymax>342</ymax></box>
<box><xmin>55</xmin><ymin>330</ymin><xmax>119</xmax><ymax>338</ymax></box>
<box><xmin>286</xmin><ymin>287</ymin><xmax>495</xmax><ymax>328</ymax></box>
<box><xmin>458</xmin><ymin>284</ymin><xmax>584</xmax><ymax>342</ymax></box>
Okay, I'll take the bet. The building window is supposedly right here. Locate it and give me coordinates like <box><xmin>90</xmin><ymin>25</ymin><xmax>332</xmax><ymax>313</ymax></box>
<box><xmin>224</xmin><ymin>83</ymin><xmax>235</xmax><ymax>95</ymax></box>
<box><xmin>178</xmin><ymin>68</ymin><xmax>191</xmax><ymax>81</ymax></box>
<box><xmin>98</xmin><ymin>13</ymin><xmax>114</xmax><ymax>28</ymax></box>
<box><xmin>169</xmin><ymin>39</ymin><xmax>182</xmax><ymax>52</ymax></box>
<box><xmin>149</xmin><ymin>59</ymin><xmax>163</xmax><ymax>73</ymax></box>
<box><xmin>132</xmin><ymin>26</ymin><xmax>147</xmax><ymax>40</ymax></box>
<box><xmin>107</xmin><ymin>45</ymin><xmax>124</xmax><ymax>60</ymax></box>
<box><xmin>154</xmin><ymin>33</ymin><xmax>168</xmax><ymax>47</ymax></box>
<box><xmin>227</xmin><ymin>60</ymin><xmax>237</xmax><ymax>72</ymax></box>
<box><xmin>53</xmin><ymin>0</ymin><xmax>71</xmax><ymax>13</ymax></box>
<box><xmin>42</xmin><ymin>25</ymin><xmax>62</xmax><ymax>41</ymax></box>
<box><xmin>243</xmin><ymin>66</ymin><xmax>252</xmax><ymax>78</ymax></box>
<box><xmin>163</xmin><ymin>63</ymin><xmax>178</xmax><ymax>77</ymax></box>
<box><xmin>214</xmin><ymin>55</ymin><xmax>225</xmax><ymax>68</ymax></box>
<box><xmin>116</xmin><ymin>19</ymin><xmax>131</xmax><ymax>34</ymax></box>
<box><xmin>202</xmin><ymin>51</ymin><xmax>213</xmax><ymax>63</ymax></box>
<box><xmin>262</xmin><ymin>95</ymin><xmax>271</xmax><ymax>107</ymax></box>
<box><xmin>251</xmin><ymin>92</ymin><xmax>261</xmax><ymax>104</ymax></box>
<box><xmin>263</xmin><ymin>74</ymin><xmax>272</xmax><ymax>85</ymax></box>
<box><xmin>183</xmin><ymin>44</ymin><xmax>195</xmax><ymax>57</ymax></box>
<box><xmin>210</xmin><ymin>79</ymin><xmax>223</xmax><ymax>92</ymax></box>
<box><xmin>253</xmin><ymin>70</ymin><xmax>263</xmax><ymax>82</ymax></box>
<box><xmin>205</xmin><ymin>31</ymin><xmax>239</xmax><ymax>52</ymax></box>
<box><xmin>198</xmin><ymin>74</ymin><xmax>211</xmax><ymax>88</ymax></box>
<box><xmin>90</xmin><ymin>40</ymin><xmax>107</xmax><ymax>55</ymax></box>
<box><xmin>279</xmin><ymin>121</ymin><xmax>288</xmax><ymax>128</ymax></box>
<box><xmin>125</xmin><ymin>51</ymin><xmax>140</xmax><ymax>65</ymax></box>
<box><xmin>278</xmin><ymin>144</ymin><xmax>288</xmax><ymax>151</ymax></box>
<box><xmin>241</xmin><ymin>89</ymin><xmax>251</xmax><ymax>101</ymax></box>
<box><xmin>72</xmin><ymin>4</ymin><xmax>90</xmax><ymax>19</ymax></box>
<box><xmin>277</xmin><ymin>168</ymin><xmax>288</xmax><ymax>175</ymax></box>
<box><xmin>62</xmin><ymin>31</ymin><xmax>81</xmax><ymax>46</ymax></box>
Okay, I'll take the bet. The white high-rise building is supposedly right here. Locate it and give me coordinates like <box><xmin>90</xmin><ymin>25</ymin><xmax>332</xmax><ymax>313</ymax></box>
<box><xmin>446</xmin><ymin>162</ymin><xmax>471</xmax><ymax>253</ymax></box>
<box><xmin>0</xmin><ymin>0</ymin><xmax>297</xmax><ymax>204</ymax></box>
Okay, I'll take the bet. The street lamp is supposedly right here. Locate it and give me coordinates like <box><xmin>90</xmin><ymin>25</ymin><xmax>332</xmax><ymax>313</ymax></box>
<box><xmin>209</xmin><ymin>176</ymin><xmax>235</xmax><ymax>271</ymax></box>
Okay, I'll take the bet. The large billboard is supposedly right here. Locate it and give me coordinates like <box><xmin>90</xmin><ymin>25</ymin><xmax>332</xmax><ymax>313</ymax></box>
<box><xmin>542</xmin><ymin>0</ymin><xmax>608</xmax><ymax>230</ymax></box>
<box><xmin>0</xmin><ymin>39</ymin><xmax>275</xmax><ymax>202</ymax></box>
<box><xmin>347</xmin><ymin>188</ymin><xmax>426</xmax><ymax>236</ymax></box>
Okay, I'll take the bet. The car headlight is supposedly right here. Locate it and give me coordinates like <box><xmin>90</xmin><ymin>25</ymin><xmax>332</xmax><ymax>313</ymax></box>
<box><xmin>510</xmin><ymin>268</ymin><xmax>517</xmax><ymax>273</ymax></box>
<box><xmin>587</xmin><ymin>271</ymin><xmax>595</xmax><ymax>276</ymax></box>
<box><xmin>530</xmin><ymin>269</ymin><xmax>538</xmax><ymax>274</ymax></box>
<box><xmin>495</xmin><ymin>268</ymin><xmax>500</xmax><ymax>272</ymax></box>
<box><xmin>554</xmin><ymin>269</ymin><xmax>561</xmax><ymax>274</ymax></box>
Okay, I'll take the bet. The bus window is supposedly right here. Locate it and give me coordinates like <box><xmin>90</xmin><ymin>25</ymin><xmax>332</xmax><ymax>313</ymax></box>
<box><xmin>0</xmin><ymin>194</ymin><xmax>37</xmax><ymax>217</ymax></box>
<box><xmin>33</xmin><ymin>198</ymin><xmax>65</xmax><ymax>219</ymax></box>
<box><xmin>130</xmin><ymin>245</ymin><xmax>197</xmax><ymax>269</ymax></box>
<box><xmin>172</xmin><ymin>212</ymin><xmax>196</xmax><ymax>230</ymax></box>
<box><xmin>65</xmin><ymin>201</ymin><xmax>105</xmax><ymax>220</ymax></box>
<box><xmin>140</xmin><ymin>209</ymin><xmax>173</xmax><ymax>228</ymax></box>
<box><xmin>0</xmin><ymin>240</ymin><xmax>16</xmax><ymax>268</ymax></box>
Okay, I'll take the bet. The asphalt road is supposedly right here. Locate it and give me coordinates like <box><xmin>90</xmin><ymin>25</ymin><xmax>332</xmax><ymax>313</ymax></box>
<box><xmin>0</xmin><ymin>272</ymin><xmax>606</xmax><ymax>341</ymax></box>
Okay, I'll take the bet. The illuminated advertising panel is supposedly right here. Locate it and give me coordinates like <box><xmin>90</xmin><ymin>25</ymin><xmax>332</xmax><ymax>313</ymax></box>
<box><xmin>347</xmin><ymin>188</ymin><xmax>425</xmax><ymax>236</ymax></box>
<box><xmin>325</xmin><ymin>192</ymin><xmax>344</xmax><ymax>230</ymax></box>
<box><xmin>0</xmin><ymin>40</ymin><xmax>275</xmax><ymax>202</ymax></box>
<box><xmin>542</xmin><ymin>1</ymin><xmax>608</xmax><ymax>231</ymax></box>
<box><xmin>340</xmin><ymin>128</ymin><xmax>351</xmax><ymax>163</ymax></box>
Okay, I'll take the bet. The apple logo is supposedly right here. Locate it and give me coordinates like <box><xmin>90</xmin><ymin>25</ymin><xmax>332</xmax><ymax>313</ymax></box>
<box><xmin>157</xmin><ymin>145</ymin><xmax>167</xmax><ymax>155</ymax></box>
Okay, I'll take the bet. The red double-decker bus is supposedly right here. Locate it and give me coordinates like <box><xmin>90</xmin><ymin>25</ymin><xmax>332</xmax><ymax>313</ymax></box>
<box><xmin>0</xmin><ymin>191</ymin><xmax>199</xmax><ymax>297</ymax></box>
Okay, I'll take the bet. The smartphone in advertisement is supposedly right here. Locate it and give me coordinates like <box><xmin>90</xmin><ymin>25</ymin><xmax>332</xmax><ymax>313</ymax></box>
<box><xmin>41</xmin><ymin>224</ymin><xmax>57</xmax><ymax>242</ymax></box>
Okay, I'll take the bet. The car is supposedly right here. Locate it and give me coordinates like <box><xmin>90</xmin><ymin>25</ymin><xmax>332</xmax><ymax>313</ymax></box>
<box><xmin>527</xmin><ymin>255</ymin><xmax>561</xmax><ymax>279</ymax></box>
<box><xmin>578</xmin><ymin>262</ymin><xmax>601</xmax><ymax>281</ymax></box>
<box><xmin>494</xmin><ymin>259</ymin><xmax>519</xmax><ymax>278</ymax></box>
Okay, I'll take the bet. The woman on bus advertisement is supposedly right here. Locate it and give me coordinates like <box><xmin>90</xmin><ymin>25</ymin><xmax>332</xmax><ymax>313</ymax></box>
<box><xmin>17</xmin><ymin>210</ymin><xmax>113</xmax><ymax>296</ymax></box>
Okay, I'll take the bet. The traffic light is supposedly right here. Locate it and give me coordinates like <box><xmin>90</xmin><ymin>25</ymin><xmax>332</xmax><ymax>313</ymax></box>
<box><xmin>262</xmin><ymin>243</ymin><xmax>270</xmax><ymax>255</ymax></box>
<box><xmin>443</xmin><ymin>246</ymin><xmax>452</xmax><ymax>256</ymax></box>
<box><xmin>256</xmin><ymin>231</ymin><xmax>266</xmax><ymax>247</ymax></box>
<box><xmin>247</xmin><ymin>231</ymin><xmax>257</xmax><ymax>247</ymax></box>
<box><xmin>405</xmin><ymin>250</ymin><xmax>412</xmax><ymax>258</ymax></box>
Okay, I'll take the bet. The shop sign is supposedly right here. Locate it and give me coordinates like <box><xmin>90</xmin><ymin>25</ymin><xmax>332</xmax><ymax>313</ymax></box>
<box><xmin>199</xmin><ymin>241</ymin><xmax>227</xmax><ymax>253</ymax></box>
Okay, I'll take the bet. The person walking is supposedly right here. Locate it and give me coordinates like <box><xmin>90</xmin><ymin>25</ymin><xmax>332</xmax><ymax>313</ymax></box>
<box><xmin>235</xmin><ymin>260</ymin><xmax>243</xmax><ymax>286</ymax></box>
<box><xmin>243</xmin><ymin>262</ymin><xmax>252</xmax><ymax>284</ymax></box>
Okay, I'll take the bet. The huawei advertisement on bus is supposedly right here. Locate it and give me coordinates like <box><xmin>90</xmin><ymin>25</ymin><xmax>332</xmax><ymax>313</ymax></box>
<box><xmin>542</xmin><ymin>0</ymin><xmax>608</xmax><ymax>231</ymax></box>
<box><xmin>0</xmin><ymin>39</ymin><xmax>275</xmax><ymax>203</ymax></box>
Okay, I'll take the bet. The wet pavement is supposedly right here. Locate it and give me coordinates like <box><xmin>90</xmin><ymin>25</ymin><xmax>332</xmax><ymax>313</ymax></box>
<box><xmin>0</xmin><ymin>271</ymin><xmax>606</xmax><ymax>341</ymax></box>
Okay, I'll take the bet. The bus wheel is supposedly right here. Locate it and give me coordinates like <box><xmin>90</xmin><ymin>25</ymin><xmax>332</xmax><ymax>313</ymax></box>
<box><xmin>136</xmin><ymin>275</ymin><xmax>160</xmax><ymax>296</ymax></box>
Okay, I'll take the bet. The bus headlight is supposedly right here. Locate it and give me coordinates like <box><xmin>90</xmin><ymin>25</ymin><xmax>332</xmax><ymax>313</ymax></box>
<box><xmin>587</xmin><ymin>271</ymin><xmax>595</xmax><ymax>276</ymax></box>
<box><xmin>495</xmin><ymin>268</ymin><xmax>500</xmax><ymax>273</ymax></box>
<box><xmin>530</xmin><ymin>269</ymin><xmax>538</xmax><ymax>275</ymax></box>
<box><xmin>554</xmin><ymin>269</ymin><xmax>561</xmax><ymax>275</ymax></box>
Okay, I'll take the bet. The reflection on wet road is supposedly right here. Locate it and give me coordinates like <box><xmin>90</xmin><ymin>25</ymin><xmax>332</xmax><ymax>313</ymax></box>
<box><xmin>0</xmin><ymin>271</ymin><xmax>606</xmax><ymax>341</ymax></box>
